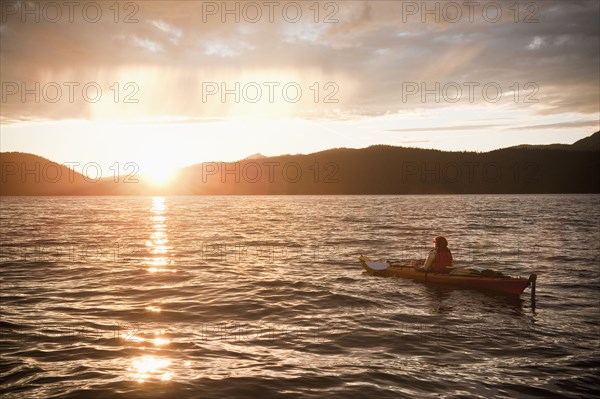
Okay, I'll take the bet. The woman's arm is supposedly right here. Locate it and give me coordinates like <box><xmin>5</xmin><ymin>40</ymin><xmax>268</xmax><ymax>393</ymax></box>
<box><xmin>422</xmin><ymin>250</ymin><xmax>436</xmax><ymax>271</ymax></box>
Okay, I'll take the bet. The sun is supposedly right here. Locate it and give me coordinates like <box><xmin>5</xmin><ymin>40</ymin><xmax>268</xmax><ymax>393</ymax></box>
<box><xmin>142</xmin><ymin>163</ymin><xmax>178</xmax><ymax>186</ymax></box>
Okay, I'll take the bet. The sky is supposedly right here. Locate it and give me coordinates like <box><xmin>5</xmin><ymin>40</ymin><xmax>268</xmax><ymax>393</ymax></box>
<box><xmin>1</xmin><ymin>0</ymin><xmax>599</xmax><ymax>179</ymax></box>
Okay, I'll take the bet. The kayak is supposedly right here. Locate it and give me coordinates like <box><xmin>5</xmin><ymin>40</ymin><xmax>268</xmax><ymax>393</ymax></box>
<box><xmin>359</xmin><ymin>255</ymin><xmax>536</xmax><ymax>296</ymax></box>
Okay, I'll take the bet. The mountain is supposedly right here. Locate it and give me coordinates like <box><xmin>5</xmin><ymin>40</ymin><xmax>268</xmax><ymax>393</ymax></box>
<box><xmin>1</xmin><ymin>132</ymin><xmax>599</xmax><ymax>195</ymax></box>
<box><xmin>243</xmin><ymin>153</ymin><xmax>267</xmax><ymax>160</ymax></box>
<box><xmin>0</xmin><ymin>152</ymin><xmax>150</xmax><ymax>196</ymax></box>
<box><xmin>510</xmin><ymin>131</ymin><xmax>599</xmax><ymax>151</ymax></box>
<box><xmin>571</xmin><ymin>131</ymin><xmax>600</xmax><ymax>151</ymax></box>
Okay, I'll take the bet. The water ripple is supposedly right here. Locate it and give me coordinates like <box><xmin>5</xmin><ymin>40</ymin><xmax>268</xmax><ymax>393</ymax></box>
<box><xmin>1</xmin><ymin>195</ymin><xmax>599</xmax><ymax>398</ymax></box>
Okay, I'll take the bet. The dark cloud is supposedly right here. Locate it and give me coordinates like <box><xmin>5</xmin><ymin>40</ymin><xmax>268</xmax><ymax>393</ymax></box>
<box><xmin>1</xmin><ymin>0</ymin><xmax>598</xmax><ymax>121</ymax></box>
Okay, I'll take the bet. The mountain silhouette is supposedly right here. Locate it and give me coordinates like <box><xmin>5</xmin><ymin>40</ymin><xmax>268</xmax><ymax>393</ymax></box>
<box><xmin>243</xmin><ymin>153</ymin><xmax>267</xmax><ymax>160</ymax></box>
<box><xmin>510</xmin><ymin>130</ymin><xmax>600</xmax><ymax>151</ymax></box>
<box><xmin>1</xmin><ymin>131</ymin><xmax>599</xmax><ymax>195</ymax></box>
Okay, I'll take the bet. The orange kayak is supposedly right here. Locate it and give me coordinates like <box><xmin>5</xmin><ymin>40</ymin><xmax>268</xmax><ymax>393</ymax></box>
<box><xmin>359</xmin><ymin>255</ymin><xmax>536</xmax><ymax>296</ymax></box>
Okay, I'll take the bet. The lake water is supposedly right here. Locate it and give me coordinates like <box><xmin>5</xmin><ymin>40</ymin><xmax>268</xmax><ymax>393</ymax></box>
<box><xmin>1</xmin><ymin>195</ymin><xmax>599</xmax><ymax>398</ymax></box>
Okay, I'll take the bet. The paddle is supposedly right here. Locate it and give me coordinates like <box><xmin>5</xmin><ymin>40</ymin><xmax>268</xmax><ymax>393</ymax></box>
<box><xmin>365</xmin><ymin>261</ymin><xmax>390</xmax><ymax>270</ymax></box>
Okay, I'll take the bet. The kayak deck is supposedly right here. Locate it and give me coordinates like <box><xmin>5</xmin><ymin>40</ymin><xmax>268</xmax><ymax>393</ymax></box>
<box><xmin>359</xmin><ymin>255</ymin><xmax>535</xmax><ymax>296</ymax></box>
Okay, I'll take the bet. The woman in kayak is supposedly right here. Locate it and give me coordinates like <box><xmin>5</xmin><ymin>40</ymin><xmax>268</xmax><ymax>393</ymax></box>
<box><xmin>413</xmin><ymin>236</ymin><xmax>453</xmax><ymax>273</ymax></box>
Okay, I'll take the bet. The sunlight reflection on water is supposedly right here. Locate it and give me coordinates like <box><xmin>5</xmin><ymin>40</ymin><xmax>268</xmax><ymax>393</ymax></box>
<box><xmin>144</xmin><ymin>197</ymin><xmax>176</xmax><ymax>272</ymax></box>
<box><xmin>129</xmin><ymin>356</ymin><xmax>173</xmax><ymax>383</ymax></box>
<box><xmin>126</xmin><ymin>197</ymin><xmax>177</xmax><ymax>383</ymax></box>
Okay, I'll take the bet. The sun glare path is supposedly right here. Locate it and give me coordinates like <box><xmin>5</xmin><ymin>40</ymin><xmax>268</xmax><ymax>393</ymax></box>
<box><xmin>144</xmin><ymin>198</ymin><xmax>176</xmax><ymax>273</ymax></box>
<box><xmin>130</xmin><ymin>356</ymin><xmax>173</xmax><ymax>383</ymax></box>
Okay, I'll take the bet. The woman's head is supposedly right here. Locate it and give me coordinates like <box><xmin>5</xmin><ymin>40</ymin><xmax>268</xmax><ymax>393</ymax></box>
<box><xmin>434</xmin><ymin>236</ymin><xmax>448</xmax><ymax>251</ymax></box>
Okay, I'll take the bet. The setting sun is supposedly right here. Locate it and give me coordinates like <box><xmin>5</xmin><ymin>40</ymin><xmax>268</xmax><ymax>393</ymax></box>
<box><xmin>143</xmin><ymin>166</ymin><xmax>177</xmax><ymax>186</ymax></box>
<box><xmin>133</xmin><ymin>154</ymin><xmax>181</xmax><ymax>186</ymax></box>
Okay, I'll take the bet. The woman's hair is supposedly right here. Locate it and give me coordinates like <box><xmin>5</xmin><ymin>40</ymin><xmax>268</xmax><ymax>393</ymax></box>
<box><xmin>435</xmin><ymin>236</ymin><xmax>449</xmax><ymax>252</ymax></box>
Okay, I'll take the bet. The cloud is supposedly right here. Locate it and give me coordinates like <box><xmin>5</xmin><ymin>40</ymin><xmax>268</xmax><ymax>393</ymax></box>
<box><xmin>1</xmin><ymin>0</ymin><xmax>598</xmax><ymax>122</ymax></box>
<box><xmin>204</xmin><ymin>42</ymin><xmax>241</xmax><ymax>57</ymax></box>
<box><xmin>527</xmin><ymin>36</ymin><xmax>546</xmax><ymax>50</ymax></box>
<box><xmin>508</xmin><ymin>120</ymin><xmax>600</xmax><ymax>130</ymax></box>
<box><xmin>387</xmin><ymin>124</ymin><xmax>499</xmax><ymax>132</ymax></box>
<box><xmin>132</xmin><ymin>37</ymin><xmax>163</xmax><ymax>52</ymax></box>
<box><xmin>151</xmin><ymin>20</ymin><xmax>183</xmax><ymax>45</ymax></box>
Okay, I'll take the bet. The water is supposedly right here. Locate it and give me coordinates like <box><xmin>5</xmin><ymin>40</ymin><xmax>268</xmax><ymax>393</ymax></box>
<box><xmin>1</xmin><ymin>195</ymin><xmax>599</xmax><ymax>398</ymax></box>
